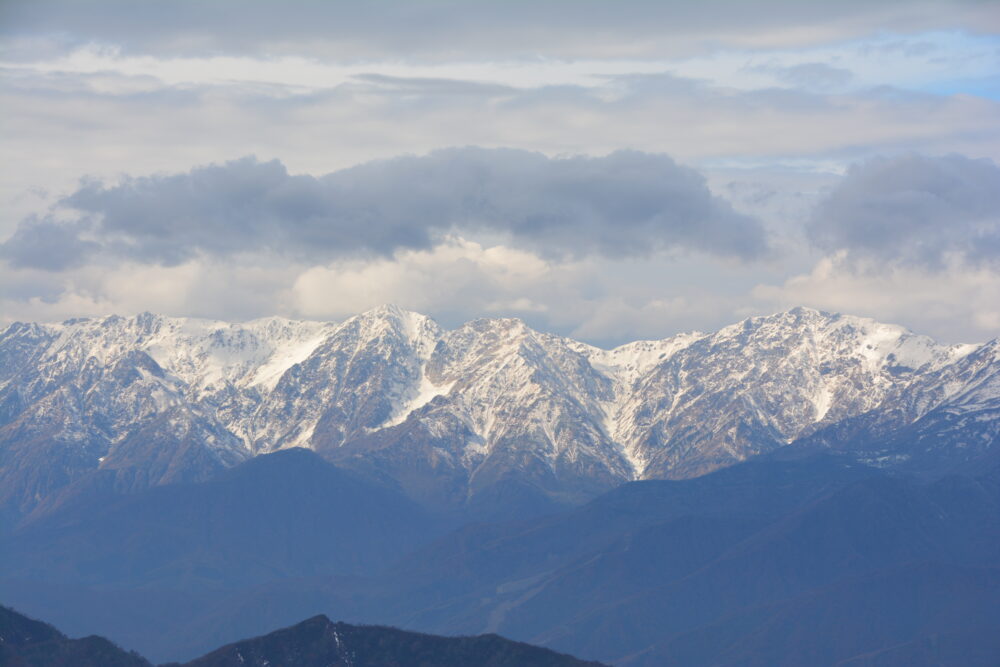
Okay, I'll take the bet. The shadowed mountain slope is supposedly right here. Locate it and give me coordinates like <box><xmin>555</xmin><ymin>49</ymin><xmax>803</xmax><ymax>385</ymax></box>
<box><xmin>2</xmin><ymin>453</ymin><xmax>998</xmax><ymax>665</ymax></box>
<box><xmin>4</xmin><ymin>448</ymin><xmax>439</xmax><ymax>588</ymax></box>
<box><xmin>0</xmin><ymin>605</ymin><xmax>149</xmax><ymax>666</ymax></box>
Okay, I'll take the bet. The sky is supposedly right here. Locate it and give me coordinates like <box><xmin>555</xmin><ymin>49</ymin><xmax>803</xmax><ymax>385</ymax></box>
<box><xmin>1</xmin><ymin>0</ymin><xmax>999</xmax><ymax>346</ymax></box>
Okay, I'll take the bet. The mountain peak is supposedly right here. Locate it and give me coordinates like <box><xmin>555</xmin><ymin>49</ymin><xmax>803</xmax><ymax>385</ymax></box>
<box><xmin>742</xmin><ymin>305</ymin><xmax>839</xmax><ymax>329</ymax></box>
<box><xmin>185</xmin><ymin>613</ymin><xmax>606</xmax><ymax>666</ymax></box>
<box><xmin>349</xmin><ymin>303</ymin><xmax>437</xmax><ymax>330</ymax></box>
<box><xmin>341</xmin><ymin>304</ymin><xmax>443</xmax><ymax>357</ymax></box>
<box><xmin>356</xmin><ymin>302</ymin><xmax>416</xmax><ymax>320</ymax></box>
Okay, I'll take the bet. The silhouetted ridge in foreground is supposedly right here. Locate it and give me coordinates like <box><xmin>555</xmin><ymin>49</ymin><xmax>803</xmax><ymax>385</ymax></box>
<box><xmin>0</xmin><ymin>606</ymin><xmax>605</xmax><ymax>666</ymax></box>
<box><xmin>179</xmin><ymin>614</ymin><xmax>606</xmax><ymax>666</ymax></box>
<box><xmin>0</xmin><ymin>604</ymin><xmax>149</xmax><ymax>666</ymax></box>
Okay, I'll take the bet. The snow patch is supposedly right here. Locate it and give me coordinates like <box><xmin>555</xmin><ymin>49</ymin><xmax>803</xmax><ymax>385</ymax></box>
<box><xmin>581</xmin><ymin>331</ymin><xmax>703</xmax><ymax>386</ymax></box>
<box><xmin>384</xmin><ymin>371</ymin><xmax>455</xmax><ymax>427</ymax></box>
<box><xmin>248</xmin><ymin>330</ymin><xmax>330</xmax><ymax>390</ymax></box>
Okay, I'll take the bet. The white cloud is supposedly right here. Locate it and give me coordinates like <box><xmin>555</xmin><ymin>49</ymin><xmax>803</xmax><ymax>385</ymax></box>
<box><xmin>289</xmin><ymin>237</ymin><xmax>779</xmax><ymax>344</ymax></box>
<box><xmin>0</xmin><ymin>260</ymin><xmax>301</xmax><ymax>325</ymax></box>
<box><xmin>9</xmin><ymin>31</ymin><xmax>996</xmax><ymax>95</ymax></box>
<box><xmin>292</xmin><ymin>238</ymin><xmax>552</xmax><ymax>320</ymax></box>
<box><xmin>753</xmin><ymin>251</ymin><xmax>1000</xmax><ymax>343</ymax></box>
<box><xmin>1</xmin><ymin>235</ymin><xmax>767</xmax><ymax>346</ymax></box>
<box><xmin>6</xmin><ymin>235</ymin><xmax>998</xmax><ymax>347</ymax></box>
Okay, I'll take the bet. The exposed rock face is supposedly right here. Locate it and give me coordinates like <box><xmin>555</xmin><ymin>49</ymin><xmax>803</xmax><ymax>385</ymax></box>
<box><xmin>611</xmin><ymin>306</ymin><xmax>974</xmax><ymax>478</ymax></box>
<box><xmin>803</xmin><ymin>337</ymin><xmax>1000</xmax><ymax>472</ymax></box>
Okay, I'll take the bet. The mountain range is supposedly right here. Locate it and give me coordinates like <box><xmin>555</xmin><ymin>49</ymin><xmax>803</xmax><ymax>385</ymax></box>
<box><xmin>2</xmin><ymin>305</ymin><xmax>999</xmax><ymax>664</ymax></box>
<box><xmin>2</xmin><ymin>304</ymin><xmax>997</xmax><ymax>523</ymax></box>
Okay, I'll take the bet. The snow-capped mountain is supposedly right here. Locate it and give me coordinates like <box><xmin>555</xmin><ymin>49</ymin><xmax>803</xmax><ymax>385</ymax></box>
<box><xmin>329</xmin><ymin>314</ymin><xmax>630</xmax><ymax>511</ymax></box>
<box><xmin>0</xmin><ymin>305</ymin><xmax>995</xmax><ymax>518</ymax></box>
<box><xmin>803</xmin><ymin>336</ymin><xmax>1000</xmax><ymax>470</ymax></box>
<box><xmin>610</xmin><ymin>307</ymin><xmax>975</xmax><ymax>479</ymax></box>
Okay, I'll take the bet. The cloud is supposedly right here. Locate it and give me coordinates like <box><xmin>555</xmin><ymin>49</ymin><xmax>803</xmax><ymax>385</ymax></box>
<box><xmin>0</xmin><ymin>231</ymin><xmax>780</xmax><ymax>347</ymax></box>
<box><xmin>752</xmin><ymin>153</ymin><xmax>1000</xmax><ymax>343</ymax></box>
<box><xmin>2</xmin><ymin>149</ymin><xmax>769</xmax><ymax>270</ymax></box>
<box><xmin>807</xmin><ymin>153</ymin><xmax>1000</xmax><ymax>268</ymax></box>
<box><xmin>292</xmin><ymin>237</ymin><xmax>553</xmax><ymax>321</ymax></box>
<box><xmin>0</xmin><ymin>258</ymin><xmax>302</xmax><ymax>325</ymax></box>
<box><xmin>3</xmin><ymin>38</ymin><xmax>998</xmax><ymax>238</ymax></box>
<box><xmin>2</xmin><ymin>4</ymin><xmax>999</xmax><ymax>347</ymax></box>
<box><xmin>753</xmin><ymin>251</ymin><xmax>1000</xmax><ymax>343</ymax></box>
<box><xmin>0</xmin><ymin>215</ymin><xmax>97</xmax><ymax>270</ymax></box>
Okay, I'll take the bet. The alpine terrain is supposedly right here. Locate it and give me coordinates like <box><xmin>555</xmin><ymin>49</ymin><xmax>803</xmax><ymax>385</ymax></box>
<box><xmin>1</xmin><ymin>306</ymin><xmax>998</xmax><ymax>664</ymax></box>
<box><xmin>1</xmin><ymin>305</ymin><xmax>996</xmax><ymax>521</ymax></box>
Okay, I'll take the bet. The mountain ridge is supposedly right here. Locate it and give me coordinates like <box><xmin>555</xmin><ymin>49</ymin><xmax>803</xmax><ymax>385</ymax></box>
<box><xmin>1</xmin><ymin>304</ymin><xmax>996</xmax><ymax>519</ymax></box>
<box><xmin>0</xmin><ymin>605</ymin><xmax>606</xmax><ymax>666</ymax></box>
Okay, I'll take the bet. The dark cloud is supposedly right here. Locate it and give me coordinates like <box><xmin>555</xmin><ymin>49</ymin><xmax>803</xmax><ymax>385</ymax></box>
<box><xmin>1</xmin><ymin>149</ymin><xmax>769</xmax><ymax>270</ymax></box>
<box><xmin>807</xmin><ymin>154</ymin><xmax>1000</xmax><ymax>268</ymax></box>
<box><xmin>0</xmin><ymin>215</ymin><xmax>97</xmax><ymax>271</ymax></box>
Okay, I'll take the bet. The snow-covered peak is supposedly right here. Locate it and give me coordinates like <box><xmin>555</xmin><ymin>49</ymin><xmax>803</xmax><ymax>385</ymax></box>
<box><xmin>922</xmin><ymin>337</ymin><xmax>1000</xmax><ymax>411</ymax></box>
<box><xmin>340</xmin><ymin>304</ymin><xmax>443</xmax><ymax>359</ymax></box>
<box><xmin>427</xmin><ymin>316</ymin><xmax>536</xmax><ymax>381</ymax></box>
<box><xmin>348</xmin><ymin>303</ymin><xmax>427</xmax><ymax>329</ymax></box>
<box><xmin>27</xmin><ymin>312</ymin><xmax>337</xmax><ymax>394</ymax></box>
<box><xmin>708</xmin><ymin>307</ymin><xmax>968</xmax><ymax>375</ymax></box>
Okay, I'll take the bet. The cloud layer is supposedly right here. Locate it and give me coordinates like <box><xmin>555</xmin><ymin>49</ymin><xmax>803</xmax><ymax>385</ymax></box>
<box><xmin>1</xmin><ymin>3</ymin><xmax>998</xmax><ymax>346</ymax></box>
<box><xmin>1</xmin><ymin>149</ymin><xmax>768</xmax><ymax>270</ymax></box>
